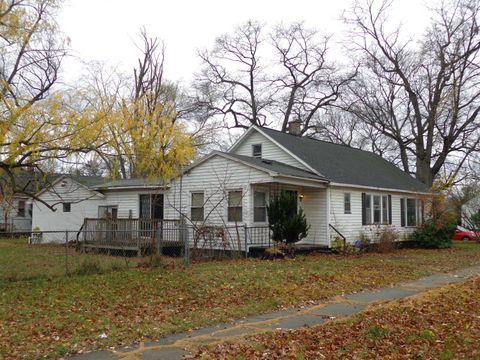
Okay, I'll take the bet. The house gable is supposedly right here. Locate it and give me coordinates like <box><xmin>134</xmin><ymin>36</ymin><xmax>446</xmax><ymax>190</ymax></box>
<box><xmin>229</xmin><ymin>127</ymin><xmax>317</xmax><ymax>174</ymax></box>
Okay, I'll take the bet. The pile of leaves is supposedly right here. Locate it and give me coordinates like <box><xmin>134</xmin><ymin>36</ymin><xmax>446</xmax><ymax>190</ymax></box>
<box><xmin>196</xmin><ymin>276</ymin><xmax>480</xmax><ymax>359</ymax></box>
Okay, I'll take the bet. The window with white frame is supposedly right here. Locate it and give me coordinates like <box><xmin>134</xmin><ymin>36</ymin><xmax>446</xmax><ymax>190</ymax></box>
<box><xmin>17</xmin><ymin>200</ymin><xmax>26</xmax><ymax>217</ymax></box>
<box><xmin>252</xmin><ymin>144</ymin><xmax>262</xmax><ymax>158</ymax></box>
<box><xmin>362</xmin><ymin>193</ymin><xmax>391</xmax><ymax>225</ymax></box>
<box><xmin>253</xmin><ymin>191</ymin><xmax>267</xmax><ymax>222</ymax></box>
<box><xmin>63</xmin><ymin>203</ymin><xmax>71</xmax><ymax>213</ymax></box>
<box><xmin>227</xmin><ymin>191</ymin><xmax>243</xmax><ymax>222</ymax></box>
<box><xmin>400</xmin><ymin>197</ymin><xmax>423</xmax><ymax>227</ymax></box>
<box><xmin>191</xmin><ymin>192</ymin><xmax>204</xmax><ymax>222</ymax></box>
<box><xmin>344</xmin><ymin>193</ymin><xmax>351</xmax><ymax>214</ymax></box>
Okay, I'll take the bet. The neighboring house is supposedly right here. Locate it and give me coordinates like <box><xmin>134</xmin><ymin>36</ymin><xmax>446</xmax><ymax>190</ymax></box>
<box><xmin>462</xmin><ymin>195</ymin><xmax>480</xmax><ymax>229</ymax></box>
<box><xmin>0</xmin><ymin>194</ymin><xmax>32</xmax><ymax>232</ymax></box>
<box><xmin>32</xmin><ymin>176</ymin><xmax>166</xmax><ymax>242</ymax></box>
<box><xmin>0</xmin><ymin>170</ymin><xmax>48</xmax><ymax>232</ymax></box>
<box><xmin>165</xmin><ymin>125</ymin><xmax>430</xmax><ymax>247</ymax></box>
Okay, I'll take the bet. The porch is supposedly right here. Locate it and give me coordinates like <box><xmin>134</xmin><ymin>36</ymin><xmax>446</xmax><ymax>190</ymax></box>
<box><xmin>249</xmin><ymin>181</ymin><xmax>330</xmax><ymax>248</ymax></box>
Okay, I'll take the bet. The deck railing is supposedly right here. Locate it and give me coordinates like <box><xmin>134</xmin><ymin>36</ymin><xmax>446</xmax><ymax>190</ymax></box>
<box><xmin>82</xmin><ymin>218</ymin><xmax>180</xmax><ymax>247</ymax></box>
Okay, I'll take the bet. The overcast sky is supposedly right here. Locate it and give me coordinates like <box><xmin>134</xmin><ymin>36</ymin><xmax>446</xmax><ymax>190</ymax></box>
<box><xmin>58</xmin><ymin>0</ymin><xmax>430</xmax><ymax>86</ymax></box>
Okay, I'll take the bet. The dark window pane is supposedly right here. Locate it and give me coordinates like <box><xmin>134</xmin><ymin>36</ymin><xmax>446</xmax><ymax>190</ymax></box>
<box><xmin>228</xmin><ymin>207</ymin><xmax>242</xmax><ymax>222</ymax></box>
<box><xmin>382</xmin><ymin>195</ymin><xmax>388</xmax><ymax>224</ymax></box>
<box><xmin>63</xmin><ymin>203</ymin><xmax>71</xmax><ymax>213</ymax></box>
<box><xmin>17</xmin><ymin>200</ymin><xmax>26</xmax><ymax>217</ymax></box>
<box><xmin>252</xmin><ymin>144</ymin><xmax>262</xmax><ymax>157</ymax></box>
<box><xmin>365</xmin><ymin>195</ymin><xmax>372</xmax><ymax>224</ymax></box>
<box><xmin>344</xmin><ymin>193</ymin><xmax>351</xmax><ymax>214</ymax></box>
<box><xmin>373</xmin><ymin>195</ymin><xmax>381</xmax><ymax>223</ymax></box>
<box><xmin>406</xmin><ymin>198</ymin><xmax>417</xmax><ymax>226</ymax></box>
<box><xmin>191</xmin><ymin>208</ymin><xmax>204</xmax><ymax>222</ymax></box>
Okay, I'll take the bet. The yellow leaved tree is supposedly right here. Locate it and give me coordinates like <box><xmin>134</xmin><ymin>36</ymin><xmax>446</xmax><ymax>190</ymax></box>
<box><xmin>84</xmin><ymin>30</ymin><xmax>195</xmax><ymax>181</ymax></box>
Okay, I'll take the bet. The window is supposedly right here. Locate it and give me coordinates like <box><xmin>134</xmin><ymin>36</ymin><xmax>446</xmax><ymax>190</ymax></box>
<box><xmin>382</xmin><ymin>195</ymin><xmax>388</xmax><ymax>224</ymax></box>
<box><xmin>364</xmin><ymin>194</ymin><xmax>372</xmax><ymax>224</ymax></box>
<box><xmin>228</xmin><ymin>191</ymin><xmax>243</xmax><ymax>222</ymax></box>
<box><xmin>98</xmin><ymin>206</ymin><xmax>118</xmax><ymax>219</ymax></box>
<box><xmin>253</xmin><ymin>191</ymin><xmax>266</xmax><ymax>222</ymax></box>
<box><xmin>362</xmin><ymin>193</ymin><xmax>391</xmax><ymax>225</ymax></box>
<box><xmin>191</xmin><ymin>192</ymin><xmax>204</xmax><ymax>222</ymax></box>
<box><xmin>17</xmin><ymin>200</ymin><xmax>25</xmax><ymax>217</ymax></box>
<box><xmin>406</xmin><ymin>198</ymin><xmax>417</xmax><ymax>227</ymax></box>
<box><xmin>252</xmin><ymin>144</ymin><xmax>262</xmax><ymax>158</ymax></box>
<box><xmin>344</xmin><ymin>193</ymin><xmax>351</xmax><ymax>214</ymax></box>
<box><xmin>400</xmin><ymin>198</ymin><xmax>419</xmax><ymax>227</ymax></box>
<box><xmin>139</xmin><ymin>194</ymin><xmax>164</xmax><ymax>220</ymax></box>
<box><xmin>63</xmin><ymin>203</ymin><xmax>71</xmax><ymax>213</ymax></box>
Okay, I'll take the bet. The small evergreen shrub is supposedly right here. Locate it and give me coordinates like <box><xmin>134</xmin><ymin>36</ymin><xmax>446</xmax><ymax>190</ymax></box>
<box><xmin>267</xmin><ymin>191</ymin><xmax>309</xmax><ymax>245</ymax></box>
<box><xmin>411</xmin><ymin>220</ymin><xmax>456</xmax><ymax>248</ymax></box>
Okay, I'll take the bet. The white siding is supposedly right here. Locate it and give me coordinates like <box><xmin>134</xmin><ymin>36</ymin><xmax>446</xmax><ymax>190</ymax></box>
<box><xmin>463</xmin><ymin>196</ymin><xmax>480</xmax><ymax>227</ymax></box>
<box><xmin>32</xmin><ymin>178</ymin><xmax>104</xmax><ymax>242</ymax></box>
<box><xmin>0</xmin><ymin>195</ymin><xmax>32</xmax><ymax>231</ymax></box>
<box><xmin>102</xmin><ymin>189</ymin><xmax>165</xmax><ymax>219</ymax></box>
<box><xmin>232</xmin><ymin>131</ymin><xmax>311</xmax><ymax>171</ymax></box>
<box><xmin>329</xmin><ymin>186</ymin><xmax>420</xmax><ymax>244</ymax></box>
<box><xmin>165</xmin><ymin>155</ymin><xmax>273</xmax><ymax>225</ymax></box>
<box><xmin>300</xmin><ymin>189</ymin><xmax>328</xmax><ymax>245</ymax></box>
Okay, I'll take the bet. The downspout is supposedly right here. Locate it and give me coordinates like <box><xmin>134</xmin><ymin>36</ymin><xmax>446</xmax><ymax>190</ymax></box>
<box><xmin>326</xmin><ymin>186</ymin><xmax>331</xmax><ymax>247</ymax></box>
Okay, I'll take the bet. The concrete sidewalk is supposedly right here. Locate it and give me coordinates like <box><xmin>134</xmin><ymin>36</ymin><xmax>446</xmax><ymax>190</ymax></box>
<box><xmin>72</xmin><ymin>265</ymin><xmax>480</xmax><ymax>360</ymax></box>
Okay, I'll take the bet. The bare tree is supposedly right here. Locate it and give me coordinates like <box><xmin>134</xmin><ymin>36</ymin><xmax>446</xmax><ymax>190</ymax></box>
<box><xmin>196</xmin><ymin>20</ymin><xmax>271</xmax><ymax>129</ymax></box>
<box><xmin>344</xmin><ymin>0</ymin><xmax>480</xmax><ymax>187</ymax></box>
<box><xmin>271</xmin><ymin>22</ymin><xmax>356</xmax><ymax>134</ymax></box>
<box><xmin>195</xmin><ymin>21</ymin><xmax>353</xmax><ymax>133</ymax></box>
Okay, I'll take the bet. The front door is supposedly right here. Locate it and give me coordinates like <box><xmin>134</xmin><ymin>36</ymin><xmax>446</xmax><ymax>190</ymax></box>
<box><xmin>151</xmin><ymin>194</ymin><xmax>164</xmax><ymax>220</ymax></box>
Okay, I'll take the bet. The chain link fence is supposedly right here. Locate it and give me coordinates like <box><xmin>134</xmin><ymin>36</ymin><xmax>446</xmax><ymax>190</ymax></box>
<box><xmin>0</xmin><ymin>221</ymin><xmax>272</xmax><ymax>282</ymax></box>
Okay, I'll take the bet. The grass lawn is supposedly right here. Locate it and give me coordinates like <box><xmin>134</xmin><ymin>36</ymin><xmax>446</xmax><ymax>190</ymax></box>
<box><xmin>196</xmin><ymin>275</ymin><xmax>480</xmax><ymax>359</ymax></box>
<box><xmin>1</xmin><ymin>242</ymin><xmax>480</xmax><ymax>358</ymax></box>
<box><xmin>0</xmin><ymin>238</ymin><xmax>137</xmax><ymax>281</ymax></box>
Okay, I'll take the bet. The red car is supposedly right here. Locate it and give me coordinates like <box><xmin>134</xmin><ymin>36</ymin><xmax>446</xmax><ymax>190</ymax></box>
<box><xmin>452</xmin><ymin>227</ymin><xmax>478</xmax><ymax>241</ymax></box>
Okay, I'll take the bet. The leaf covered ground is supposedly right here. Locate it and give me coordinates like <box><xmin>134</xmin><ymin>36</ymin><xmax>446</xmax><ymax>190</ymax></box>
<box><xmin>196</xmin><ymin>275</ymin><xmax>480</xmax><ymax>359</ymax></box>
<box><xmin>1</xmin><ymin>242</ymin><xmax>480</xmax><ymax>358</ymax></box>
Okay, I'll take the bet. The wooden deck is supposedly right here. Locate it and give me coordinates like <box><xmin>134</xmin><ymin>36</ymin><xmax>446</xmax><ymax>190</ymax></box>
<box><xmin>80</xmin><ymin>218</ymin><xmax>180</xmax><ymax>256</ymax></box>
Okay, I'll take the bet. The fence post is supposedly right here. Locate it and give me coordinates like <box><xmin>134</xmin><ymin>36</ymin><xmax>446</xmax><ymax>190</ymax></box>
<box><xmin>181</xmin><ymin>216</ymin><xmax>189</xmax><ymax>265</ymax></box>
<box><xmin>244</xmin><ymin>224</ymin><xmax>248</xmax><ymax>258</ymax></box>
<box><xmin>156</xmin><ymin>222</ymin><xmax>162</xmax><ymax>256</ymax></box>
<box><xmin>65</xmin><ymin>230</ymin><xmax>69</xmax><ymax>276</ymax></box>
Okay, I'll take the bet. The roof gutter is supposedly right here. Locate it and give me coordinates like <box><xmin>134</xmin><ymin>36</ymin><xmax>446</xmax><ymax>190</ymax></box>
<box><xmin>328</xmin><ymin>182</ymin><xmax>433</xmax><ymax>195</ymax></box>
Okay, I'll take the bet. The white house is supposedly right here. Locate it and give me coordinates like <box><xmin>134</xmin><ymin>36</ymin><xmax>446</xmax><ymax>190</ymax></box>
<box><xmin>0</xmin><ymin>194</ymin><xmax>33</xmax><ymax>232</ymax></box>
<box><xmin>165</xmin><ymin>125</ymin><xmax>430</xmax><ymax>248</ymax></box>
<box><xmin>0</xmin><ymin>170</ymin><xmax>44</xmax><ymax>232</ymax></box>
<box><xmin>32</xmin><ymin>176</ymin><xmax>166</xmax><ymax>242</ymax></box>
<box><xmin>32</xmin><ymin>125</ymin><xmax>430</xmax><ymax>248</ymax></box>
<box><xmin>462</xmin><ymin>195</ymin><xmax>480</xmax><ymax>229</ymax></box>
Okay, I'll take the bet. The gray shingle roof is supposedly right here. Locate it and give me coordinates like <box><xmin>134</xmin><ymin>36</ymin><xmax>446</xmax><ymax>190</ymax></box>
<box><xmin>258</xmin><ymin>127</ymin><xmax>429</xmax><ymax>192</ymax></box>
<box><xmin>224</xmin><ymin>152</ymin><xmax>327</xmax><ymax>182</ymax></box>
